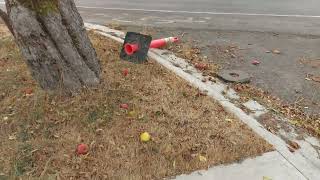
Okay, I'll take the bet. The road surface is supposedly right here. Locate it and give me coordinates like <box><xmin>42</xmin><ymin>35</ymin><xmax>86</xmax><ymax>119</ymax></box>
<box><xmin>76</xmin><ymin>0</ymin><xmax>320</xmax><ymax>16</ymax></box>
<box><xmin>1</xmin><ymin>0</ymin><xmax>320</xmax><ymax>35</ymax></box>
<box><xmin>74</xmin><ymin>0</ymin><xmax>320</xmax><ymax>35</ymax></box>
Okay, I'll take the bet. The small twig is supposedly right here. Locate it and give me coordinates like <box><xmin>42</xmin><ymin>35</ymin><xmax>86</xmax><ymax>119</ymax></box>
<box><xmin>181</xmin><ymin>32</ymin><xmax>187</xmax><ymax>38</ymax></box>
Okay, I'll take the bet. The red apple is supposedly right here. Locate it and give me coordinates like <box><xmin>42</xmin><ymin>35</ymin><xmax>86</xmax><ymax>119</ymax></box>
<box><xmin>76</xmin><ymin>143</ymin><xmax>89</xmax><ymax>155</ymax></box>
<box><xmin>122</xmin><ymin>69</ymin><xmax>129</xmax><ymax>76</ymax></box>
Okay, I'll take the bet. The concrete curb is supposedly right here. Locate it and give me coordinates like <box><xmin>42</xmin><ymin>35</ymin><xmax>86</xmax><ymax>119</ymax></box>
<box><xmin>85</xmin><ymin>23</ymin><xmax>320</xmax><ymax>180</ymax></box>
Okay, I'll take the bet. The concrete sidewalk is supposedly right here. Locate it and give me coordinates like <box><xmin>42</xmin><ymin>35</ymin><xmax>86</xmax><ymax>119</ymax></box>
<box><xmin>176</xmin><ymin>151</ymin><xmax>306</xmax><ymax>180</ymax></box>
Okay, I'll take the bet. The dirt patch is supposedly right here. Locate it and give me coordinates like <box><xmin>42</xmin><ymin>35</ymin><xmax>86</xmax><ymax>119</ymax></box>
<box><xmin>0</xmin><ymin>26</ymin><xmax>272</xmax><ymax>179</ymax></box>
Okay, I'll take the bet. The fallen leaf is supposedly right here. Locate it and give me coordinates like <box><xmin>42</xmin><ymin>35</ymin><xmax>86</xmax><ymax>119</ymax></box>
<box><xmin>195</xmin><ymin>63</ymin><xmax>208</xmax><ymax>71</ymax></box>
<box><xmin>138</xmin><ymin>114</ymin><xmax>145</xmax><ymax>120</ymax></box>
<box><xmin>288</xmin><ymin>146</ymin><xmax>295</xmax><ymax>153</ymax></box>
<box><xmin>311</xmin><ymin>76</ymin><xmax>320</xmax><ymax>83</ymax></box>
<box><xmin>287</xmin><ymin>140</ymin><xmax>300</xmax><ymax>150</ymax></box>
<box><xmin>272</xmin><ymin>49</ymin><xmax>281</xmax><ymax>54</ymax></box>
<box><xmin>9</xmin><ymin>135</ymin><xmax>16</xmax><ymax>140</ymax></box>
<box><xmin>128</xmin><ymin>111</ymin><xmax>137</xmax><ymax>117</ymax></box>
<box><xmin>252</xmin><ymin>60</ymin><xmax>260</xmax><ymax>65</ymax></box>
<box><xmin>225</xmin><ymin>118</ymin><xmax>233</xmax><ymax>123</ymax></box>
<box><xmin>197</xmin><ymin>90</ymin><xmax>208</xmax><ymax>96</ymax></box>
<box><xmin>24</xmin><ymin>88</ymin><xmax>33</xmax><ymax>96</ymax></box>
<box><xmin>263</xmin><ymin>176</ymin><xmax>272</xmax><ymax>180</ymax></box>
<box><xmin>199</xmin><ymin>155</ymin><xmax>207</xmax><ymax>162</ymax></box>
<box><xmin>120</xmin><ymin>103</ymin><xmax>129</xmax><ymax>109</ymax></box>
<box><xmin>53</xmin><ymin>134</ymin><xmax>60</xmax><ymax>138</ymax></box>
<box><xmin>96</xmin><ymin>129</ymin><xmax>103</xmax><ymax>135</ymax></box>
<box><xmin>289</xmin><ymin>120</ymin><xmax>300</xmax><ymax>125</ymax></box>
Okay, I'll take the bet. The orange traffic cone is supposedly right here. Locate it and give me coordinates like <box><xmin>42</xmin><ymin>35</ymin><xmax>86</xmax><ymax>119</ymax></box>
<box><xmin>150</xmin><ymin>37</ymin><xmax>179</xmax><ymax>48</ymax></box>
<box><xmin>123</xmin><ymin>37</ymin><xmax>179</xmax><ymax>55</ymax></box>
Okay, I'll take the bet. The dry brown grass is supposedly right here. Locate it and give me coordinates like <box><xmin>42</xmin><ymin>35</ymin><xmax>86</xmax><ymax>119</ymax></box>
<box><xmin>0</xmin><ymin>25</ymin><xmax>272</xmax><ymax>179</ymax></box>
<box><xmin>233</xmin><ymin>84</ymin><xmax>320</xmax><ymax>137</ymax></box>
<box><xmin>0</xmin><ymin>23</ymin><xmax>11</xmax><ymax>38</ymax></box>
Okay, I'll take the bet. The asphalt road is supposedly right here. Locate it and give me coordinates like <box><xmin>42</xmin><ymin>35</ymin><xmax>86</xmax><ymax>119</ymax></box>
<box><xmin>76</xmin><ymin>0</ymin><xmax>320</xmax><ymax>16</ymax></box>
<box><xmin>73</xmin><ymin>0</ymin><xmax>320</xmax><ymax>35</ymax></box>
<box><xmin>1</xmin><ymin>0</ymin><xmax>320</xmax><ymax>34</ymax></box>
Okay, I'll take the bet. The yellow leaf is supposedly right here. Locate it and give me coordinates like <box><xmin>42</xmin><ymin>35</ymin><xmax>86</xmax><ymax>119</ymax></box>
<box><xmin>199</xmin><ymin>155</ymin><xmax>207</xmax><ymax>162</ymax></box>
<box><xmin>289</xmin><ymin>120</ymin><xmax>300</xmax><ymax>125</ymax></box>
<box><xmin>225</xmin><ymin>118</ymin><xmax>233</xmax><ymax>123</ymax></box>
<box><xmin>128</xmin><ymin>111</ymin><xmax>137</xmax><ymax>117</ymax></box>
<box><xmin>263</xmin><ymin>176</ymin><xmax>272</xmax><ymax>180</ymax></box>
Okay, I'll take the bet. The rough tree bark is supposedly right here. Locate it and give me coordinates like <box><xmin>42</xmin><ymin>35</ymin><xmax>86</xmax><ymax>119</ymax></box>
<box><xmin>0</xmin><ymin>0</ymin><xmax>101</xmax><ymax>92</ymax></box>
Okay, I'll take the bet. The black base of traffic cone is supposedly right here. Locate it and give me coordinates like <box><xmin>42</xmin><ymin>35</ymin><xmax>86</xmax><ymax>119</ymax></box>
<box><xmin>120</xmin><ymin>32</ymin><xmax>152</xmax><ymax>64</ymax></box>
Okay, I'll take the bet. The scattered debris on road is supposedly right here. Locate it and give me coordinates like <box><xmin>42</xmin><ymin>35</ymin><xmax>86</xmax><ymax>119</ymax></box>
<box><xmin>304</xmin><ymin>74</ymin><xmax>320</xmax><ymax>83</ymax></box>
<box><xmin>252</xmin><ymin>60</ymin><xmax>260</xmax><ymax>65</ymax></box>
<box><xmin>311</xmin><ymin>75</ymin><xmax>320</xmax><ymax>83</ymax></box>
<box><xmin>272</xmin><ymin>49</ymin><xmax>281</xmax><ymax>54</ymax></box>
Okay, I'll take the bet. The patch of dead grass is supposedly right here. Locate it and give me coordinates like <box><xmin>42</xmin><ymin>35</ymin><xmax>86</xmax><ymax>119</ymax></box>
<box><xmin>0</xmin><ymin>26</ymin><xmax>272</xmax><ymax>179</ymax></box>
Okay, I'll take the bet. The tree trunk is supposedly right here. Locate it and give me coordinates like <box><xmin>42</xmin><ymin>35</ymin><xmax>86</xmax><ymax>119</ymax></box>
<box><xmin>1</xmin><ymin>0</ymin><xmax>101</xmax><ymax>93</ymax></box>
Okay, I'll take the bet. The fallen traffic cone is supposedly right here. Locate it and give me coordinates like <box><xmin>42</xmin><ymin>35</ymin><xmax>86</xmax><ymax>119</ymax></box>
<box><xmin>150</xmin><ymin>37</ymin><xmax>179</xmax><ymax>48</ymax></box>
<box><xmin>123</xmin><ymin>37</ymin><xmax>179</xmax><ymax>55</ymax></box>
